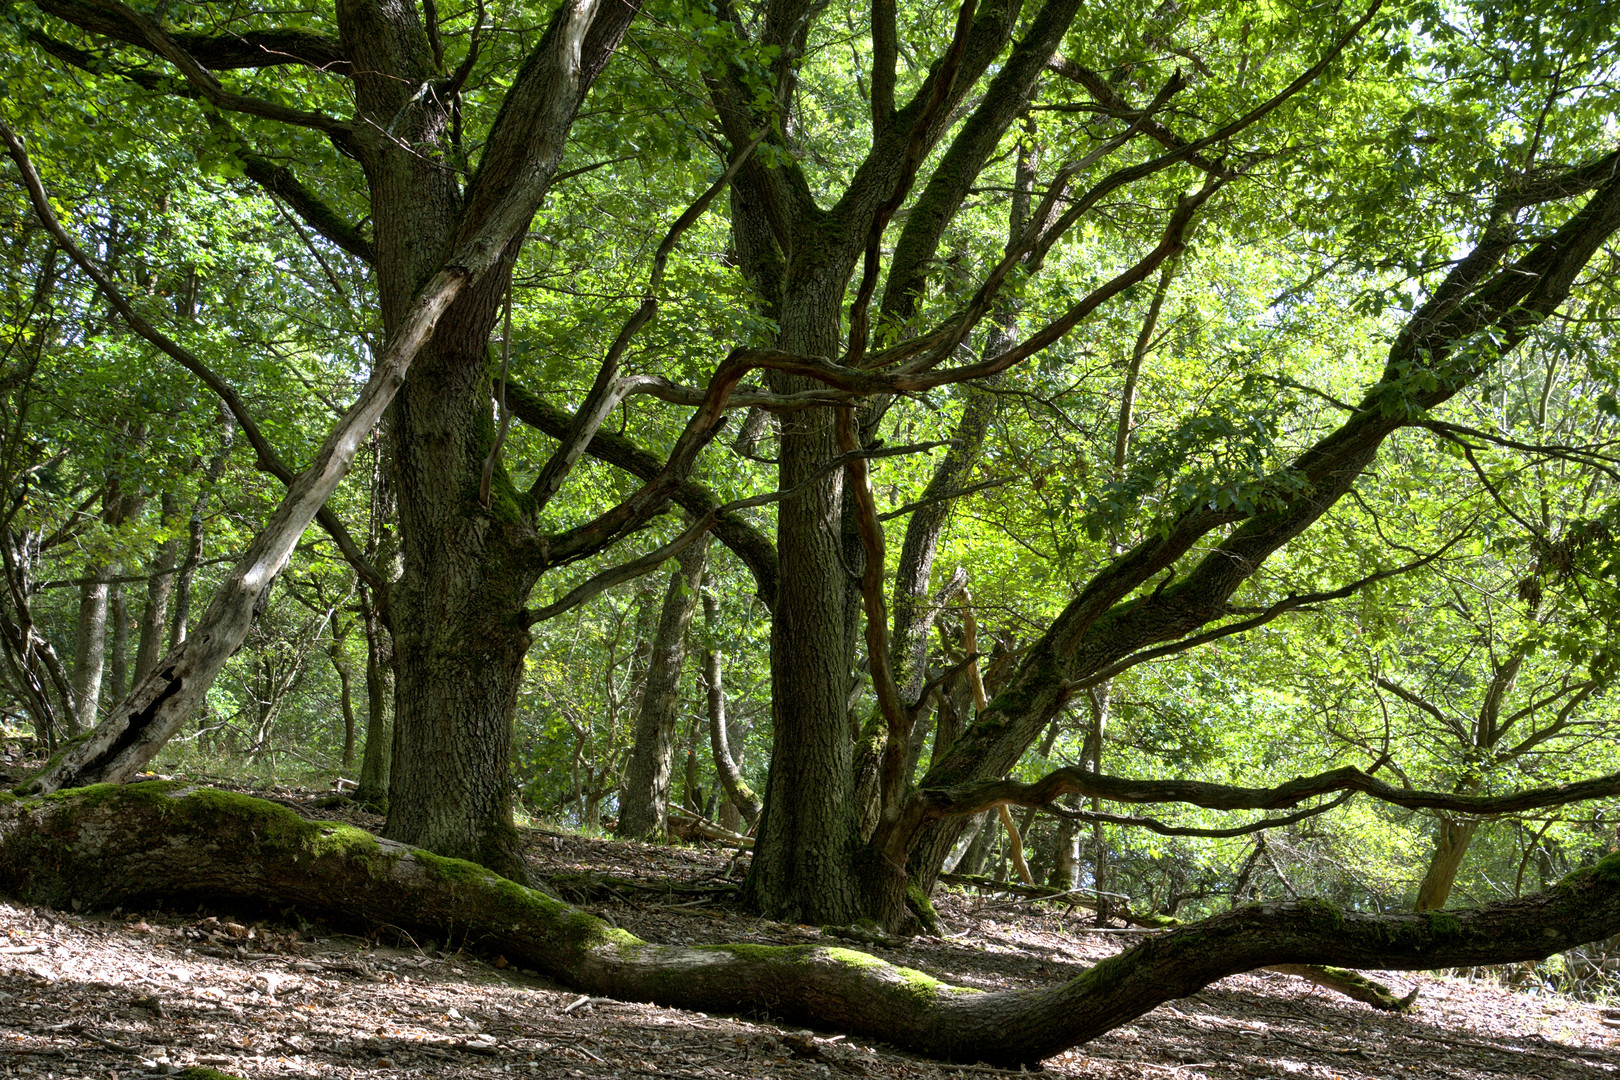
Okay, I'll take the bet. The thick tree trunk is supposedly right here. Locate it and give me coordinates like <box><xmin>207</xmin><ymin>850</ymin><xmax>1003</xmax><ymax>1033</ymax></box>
<box><xmin>618</xmin><ymin>538</ymin><xmax>709</xmax><ymax>839</ymax></box>
<box><xmin>386</xmin><ymin>605</ymin><xmax>530</xmax><ymax>877</ymax></box>
<box><xmin>743</xmin><ymin>289</ymin><xmax>862</xmax><ymax>921</ymax></box>
<box><xmin>5</xmin><ymin>784</ymin><xmax>1616</xmax><ymax>1067</ymax></box>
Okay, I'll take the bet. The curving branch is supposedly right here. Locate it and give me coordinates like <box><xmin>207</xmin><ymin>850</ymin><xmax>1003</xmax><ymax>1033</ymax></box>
<box><xmin>1045</xmin><ymin>55</ymin><xmax>1237</xmax><ymax>180</ymax></box>
<box><xmin>504</xmin><ymin>383</ymin><xmax>781</xmax><ymax>607</ymax></box>
<box><xmin>528</xmin><ymin>137</ymin><xmax>761</xmax><ymax>513</ymax></box>
<box><xmin>914</xmin><ymin>760</ymin><xmax>1620</xmax><ymax>825</ymax></box>
<box><xmin>34</xmin><ymin>0</ymin><xmax>351</xmax><ymax>72</ymax></box>
<box><xmin>201</xmin><ymin>115</ymin><xmax>374</xmax><ymax>264</ymax></box>
<box><xmin>1046</xmin><ymin>791</ymin><xmax>1355</xmax><ymax>839</ymax></box>
<box><xmin>71</xmin><ymin>0</ymin><xmax>354</xmax><ymax>136</ymax></box>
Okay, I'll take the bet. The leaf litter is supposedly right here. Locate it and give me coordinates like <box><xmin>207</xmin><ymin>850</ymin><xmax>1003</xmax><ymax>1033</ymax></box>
<box><xmin>2</xmin><ymin>784</ymin><xmax>1618</xmax><ymax>1080</ymax></box>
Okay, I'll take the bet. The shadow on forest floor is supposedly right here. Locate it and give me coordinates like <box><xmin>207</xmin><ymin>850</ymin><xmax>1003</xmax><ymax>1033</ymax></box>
<box><xmin>2</xmin><ymin>778</ymin><xmax>1618</xmax><ymax>1080</ymax></box>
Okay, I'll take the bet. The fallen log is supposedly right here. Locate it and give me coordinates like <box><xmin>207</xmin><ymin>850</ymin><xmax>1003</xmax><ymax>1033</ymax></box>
<box><xmin>2</xmin><ymin>783</ymin><xmax>1616</xmax><ymax>1066</ymax></box>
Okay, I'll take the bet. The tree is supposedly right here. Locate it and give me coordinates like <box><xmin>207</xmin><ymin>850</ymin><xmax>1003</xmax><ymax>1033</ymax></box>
<box><xmin>6</xmin><ymin>0</ymin><xmax>1620</xmax><ymax>1061</ymax></box>
<box><xmin>5</xmin><ymin>0</ymin><xmax>666</xmax><ymax>879</ymax></box>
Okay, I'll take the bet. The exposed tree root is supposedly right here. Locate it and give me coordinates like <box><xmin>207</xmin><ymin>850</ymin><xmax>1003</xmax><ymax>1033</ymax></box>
<box><xmin>3</xmin><ymin>784</ymin><xmax>1616</xmax><ymax>1066</ymax></box>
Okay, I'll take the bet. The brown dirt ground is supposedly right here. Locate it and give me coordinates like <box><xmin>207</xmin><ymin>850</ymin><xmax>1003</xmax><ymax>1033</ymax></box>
<box><xmin>3</xmin><ymin>782</ymin><xmax>1620</xmax><ymax>1080</ymax></box>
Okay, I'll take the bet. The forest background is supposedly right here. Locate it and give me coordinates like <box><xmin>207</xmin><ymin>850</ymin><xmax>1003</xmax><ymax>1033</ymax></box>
<box><xmin>2</xmin><ymin>0</ymin><xmax>1620</xmax><ymax>1043</ymax></box>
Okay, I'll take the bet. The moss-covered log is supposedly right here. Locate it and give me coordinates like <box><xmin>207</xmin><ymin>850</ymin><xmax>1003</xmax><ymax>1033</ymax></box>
<box><xmin>3</xmin><ymin>783</ymin><xmax>1618</xmax><ymax>1067</ymax></box>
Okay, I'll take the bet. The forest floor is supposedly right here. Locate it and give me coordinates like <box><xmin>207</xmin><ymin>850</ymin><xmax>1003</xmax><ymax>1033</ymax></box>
<box><xmin>2</xmin><ymin>778</ymin><xmax>1619</xmax><ymax>1080</ymax></box>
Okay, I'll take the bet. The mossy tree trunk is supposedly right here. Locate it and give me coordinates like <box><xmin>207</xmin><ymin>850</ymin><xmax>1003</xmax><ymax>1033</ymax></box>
<box><xmin>4</xmin><ymin>784</ymin><xmax>1619</xmax><ymax>1067</ymax></box>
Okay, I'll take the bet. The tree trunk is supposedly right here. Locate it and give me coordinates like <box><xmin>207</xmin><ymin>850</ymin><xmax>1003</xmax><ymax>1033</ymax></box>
<box><xmin>68</xmin><ymin>569</ymin><xmax>108</xmax><ymax>735</ymax></box>
<box><xmin>742</xmin><ymin>305</ymin><xmax>862</xmax><ymax>922</ymax></box>
<box><xmin>355</xmin><ymin>582</ymin><xmax>394</xmax><ymax>809</ymax></box>
<box><xmin>1415</xmin><ymin>817</ymin><xmax>1480</xmax><ymax>911</ymax></box>
<box><xmin>618</xmin><ymin>538</ymin><xmax>709</xmax><ymax>839</ymax></box>
<box><xmin>702</xmin><ymin>585</ymin><xmax>760</xmax><ymax>825</ymax></box>
<box><xmin>171</xmin><ymin>409</ymin><xmax>236</xmax><ymax>650</ymax></box>
<box><xmin>135</xmin><ymin>492</ymin><xmax>182</xmax><ymax>684</ymax></box>
<box><xmin>330</xmin><ymin>623</ymin><xmax>357</xmax><ymax>770</ymax></box>
<box><xmin>109</xmin><ymin>581</ymin><xmax>129</xmax><ymax>706</ymax></box>
<box><xmin>7</xmin><ymin>784</ymin><xmax>1616</xmax><ymax>1067</ymax></box>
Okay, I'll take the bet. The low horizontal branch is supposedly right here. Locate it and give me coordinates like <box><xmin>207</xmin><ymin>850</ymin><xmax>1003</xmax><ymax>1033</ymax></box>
<box><xmin>918</xmin><ymin>762</ymin><xmax>1620</xmax><ymax>823</ymax></box>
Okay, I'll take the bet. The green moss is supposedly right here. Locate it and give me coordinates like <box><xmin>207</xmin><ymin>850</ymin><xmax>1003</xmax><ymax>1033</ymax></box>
<box><xmin>906</xmin><ymin>883</ymin><xmax>941</xmax><ymax>935</ymax></box>
<box><xmin>1558</xmin><ymin>851</ymin><xmax>1620</xmax><ymax>889</ymax></box>
<box><xmin>175</xmin><ymin>1069</ymin><xmax>247</xmax><ymax>1080</ymax></box>
<box><xmin>1133</xmin><ymin>912</ymin><xmax>1182</xmax><ymax>928</ymax></box>
<box><xmin>1423</xmin><ymin>909</ymin><xmax>1463</xmax><ymax>938</ymax></box>
<box><xmin>699</xmin><ymin>941</ymin><xmax>805</xmax><ymax>963</ymax></box>
<box><xmin>408</xmin><ymin>851</ymin><xmax>644</xmax><ymax>954</ymax></box>
<box><xmin>1297</xmin><ymin>897</ymin><xmax>1344</xmax><ymax>931</ymax></box>
<box><xmin>824</xmin><ymin>946</ymin><xmax>888</xmax><ymax>969</ymax></box>
<box><xmin>26</xmin><ymin>733</ymin><xmax>92</xmax><ymax>784</ymax></box>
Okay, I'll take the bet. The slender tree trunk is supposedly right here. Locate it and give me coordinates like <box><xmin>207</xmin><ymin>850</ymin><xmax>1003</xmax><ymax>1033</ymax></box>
<box><xmin>330</xmin><ymin>621</ymin><xmax>357</xmax><ymax>770</ymax></box>
<box><xmin>1415</xmin><ymin>817</ymin><xmax>1480</xmax><ymax>911</ymax></box>
<box><xmin>702</xmin><ymin>585</ymin><xmax>761</xmax><ymax>825</ymax></box>
<box><xmin>355</xmin><ymin>583</ymin><xmax>394</xmax><ymax>808</ymax></box>
<box><xmin>69</xmin><ymin>568</ymin><xmax>108</xmax><ymax>735</ymax></box>
<box><xmin>618</xmin><ymin>538</ymin><xmax>709</xmax><ymax>839</ymax></box>
<box><xmin>108</xmin><ymin>581</ymin><xmax>129</xmax><ymax>707</ymax></box>
<box><xmin>171</xmin><ymin>408</ymin><xmax>236</xmax><ymax>650</ymax></box>
<box><xmin>135</xmin><ymin>492</ymin><xmax>181</xmax><ymax>684</ymax></box>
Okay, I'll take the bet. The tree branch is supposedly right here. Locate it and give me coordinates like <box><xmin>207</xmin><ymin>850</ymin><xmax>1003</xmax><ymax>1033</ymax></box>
<box><xmin>917</xmin><ymin>759</ymin><xmax>1620</xmax><ymax>824</ymax></box>
<box><xmin>35</xmin><ymin>0</ymin><xmax>351</xmax><ymax>72</ymax></box>
<box><xmin>0</xmin><ymin>121</ymin><xmax>384</xmax><ymax>592</ymax></box>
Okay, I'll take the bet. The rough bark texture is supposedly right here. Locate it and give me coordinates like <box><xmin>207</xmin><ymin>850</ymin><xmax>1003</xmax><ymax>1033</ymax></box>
<box><xmin>10</xmin><ymin>0</ymin><xmax>645</xmax><ymax>875</ymax></box>
<box><xmin>618</xmin><ymin>539</ymin><xmax>709</xmax><ymax>839</ymax></box>
<box><xmin>4</xmin><ymin>784</ymin><xmax>1618</xmax><ymax>1067</ymax></box>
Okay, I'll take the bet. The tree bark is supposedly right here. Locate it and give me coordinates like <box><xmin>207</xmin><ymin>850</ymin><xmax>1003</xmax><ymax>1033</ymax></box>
<box><xmin>171</xmin><ymin>409</ymin><xmax>235</xmax><ymax>650</ymax></box>
<box><xmin>1415</xmin><ymin>817</ymin><xmax>1480</xmax><ymax>911</ymax></box>
<box><xmin>7</xmin><ymin>0</ymin><xmax>645</xmax><ymax>861</ymax></box>
<box><xmin>7</xmin><ymin>783</ymin><xmax>1618</xmax><ymax>1067</ymax></box>
<box><xmin>68</xmin><ymin>549</ymin><xmax>109</xmax><ymax>735</ymax></box>
<box><xmin>355</xmin><ymin>581</ymin><xmax>394</xmax><ymax>809</ymax></box>
<box><xmin>702</xmin><ymin>585</ymin><xmax>761</xmax><ymax>825</ymax></box>
<box><xmin>618</xmin><ymin>538</ymin><xmax>709</xmax><ymax>839</ymax></box>
<box><xmin>135</xmin><ymin>491</ymin><xmax>181</xmax><ymax>684</ymax></box>
<box><xmin>330</xmin><ymin>620</ymin><xmax>357</xmax><ymax>770</ymax></box>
